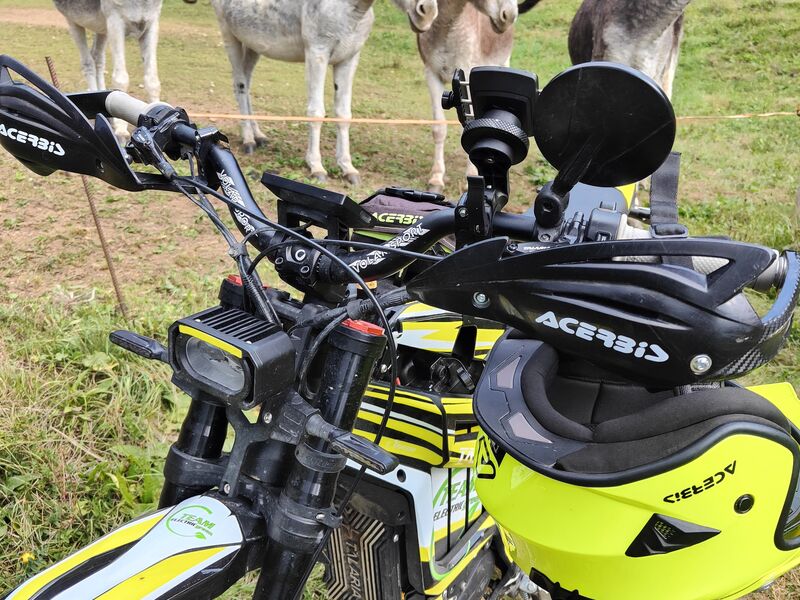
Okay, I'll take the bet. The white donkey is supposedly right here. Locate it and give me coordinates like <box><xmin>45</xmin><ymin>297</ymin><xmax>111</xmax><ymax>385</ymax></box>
<box><xmin>53</xmin><ymin>0</ymin><xmax>164</xmax><ymax>137</ymax></box>
<box><xmin>211</xmin><ymin>0</ymin><xmax>439</xmax><ymax>186</ymax></box>
<box><xmin>417</xmin><ymin>0</ymin><xmax>535</xmax><ymax>191</ymax></box>
<box><xmin>568</xmin><ymin>0</ymin><xmax>692</xmax><ymax>98</ymax></box>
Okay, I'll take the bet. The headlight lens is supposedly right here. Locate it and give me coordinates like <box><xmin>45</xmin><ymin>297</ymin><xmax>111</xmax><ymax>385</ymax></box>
<box><xmin>184</xmin><ymin>337</ymin><xmax>246</xmax><ymax>393</ymax></box>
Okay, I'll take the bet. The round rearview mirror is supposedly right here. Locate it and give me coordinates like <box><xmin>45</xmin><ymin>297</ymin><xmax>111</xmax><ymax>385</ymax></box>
<box><xmin>532</xmin><ymin>62</ymin><xmax>676</xmax><ymax>188</ymax></box>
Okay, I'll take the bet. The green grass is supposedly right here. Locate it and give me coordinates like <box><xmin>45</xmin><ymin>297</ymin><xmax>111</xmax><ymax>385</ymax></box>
<box><xmin>0</xmin><ymin>0</ymin><xmax>799</xmax><ymax>598</ymax></box>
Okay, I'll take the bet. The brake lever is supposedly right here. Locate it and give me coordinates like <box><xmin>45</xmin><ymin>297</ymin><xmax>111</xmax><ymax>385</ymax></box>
<box><xmin>130</xmin><ymin>126</ymin><xmax>177</xmax><ymax>179</ymax></box>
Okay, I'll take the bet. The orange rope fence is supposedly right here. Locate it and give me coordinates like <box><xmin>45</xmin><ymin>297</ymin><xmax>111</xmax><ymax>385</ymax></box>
<box><xmin>190</xmin><ymin>108</ymin><xmax>800</xmax><ymax>126</ymax></box>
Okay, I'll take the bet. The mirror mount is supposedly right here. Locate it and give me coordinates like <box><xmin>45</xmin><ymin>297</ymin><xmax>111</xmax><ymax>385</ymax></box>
<box><xmin>453</xmin><ymin>175</ymin><xmax>508</xmax><ymax>249</ymax></box>
<box><xmin>533</xmin><ymin>132</ymin><xmax>603</xmax><ymax>228</ymax></box>
<box><xmin>443</xmin><ymin>66</ymin><xmax>537</xmax><ymax>198</ymax></box>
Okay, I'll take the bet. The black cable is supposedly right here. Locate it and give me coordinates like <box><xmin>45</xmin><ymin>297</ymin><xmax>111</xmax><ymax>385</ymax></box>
<box><xmin>174</xmin><ymin>178</ymin><xmax>398</xmax><ymax>439</ymax></box>
<box><xmin>296</xmin><ymin>313</ymin><xmax>349</xmax><ymax>400</ymax></box>
<box><xmin>243</xmin><ymin>231</ymin><xmax>443</xmax><ymax>276</ymax></box>
<box><xmin>174</xmin><ymin>175</ymin><xmax>400</xmax><ymax>586</ymax></box>
<box><xmin>292</xmin><ymin>287</ymin><xmax>411</xmax><ymax>331</ymax></box>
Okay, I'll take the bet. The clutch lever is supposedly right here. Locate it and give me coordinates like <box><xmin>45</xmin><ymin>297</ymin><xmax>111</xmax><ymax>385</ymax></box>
<box><xmin>129</xmin><ymin>126</ymin><xmax>177</xmax><ymax>179</ymax></box>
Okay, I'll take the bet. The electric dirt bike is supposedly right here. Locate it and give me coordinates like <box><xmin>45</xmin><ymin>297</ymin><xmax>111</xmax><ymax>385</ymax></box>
<box><xmin>2</xmin><ymin>55</ymin><xmax>799</xmax><ymax>600</ymax></box>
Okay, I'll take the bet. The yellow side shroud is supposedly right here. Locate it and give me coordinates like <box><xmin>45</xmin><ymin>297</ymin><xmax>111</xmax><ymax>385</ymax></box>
<box><xmin>5</xmin><ymin>495</ymin><xmax>260</xmax><ymax>600</ymax></box>
<box><xmin>474</xmin><ymin>336</ymin><xmax>800</xmax><ymax>600</ymax></box>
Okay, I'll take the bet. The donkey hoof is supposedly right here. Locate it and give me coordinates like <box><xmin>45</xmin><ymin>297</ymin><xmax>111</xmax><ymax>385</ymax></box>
<box><xmin>344</xmin><ymin>172</ymin><xmax>361</xmax><ymax>186</ymax></box>
<box><xmin>311</xmin><ymin>171</ymin><xmax>328</xmax><ymax>184</ymax></box>
<box><xmin>255</xmin><ymin>136</ymin><xmax>268</xmax><ymax>148</ymax></box>
<box><xmin>114</xmin><ymin>128</ymin><xmax>130</xmax><ymax>146</ymax></box>
<box><xmin>243</xmin><ymin>142</ymin><xmax>256</xmax><ymax>155</ymax></box>
<box><xmin>427</xmin><ymin>183</ymin><xmax>444</xmax><ymax>194</ymax></box>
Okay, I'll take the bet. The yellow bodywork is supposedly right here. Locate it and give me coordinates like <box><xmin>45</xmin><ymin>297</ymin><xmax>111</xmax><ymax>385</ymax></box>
<box><xmin>476</xmin><ymin>383</ymin><xmax>800</xmax><ymax>600</ymax></box>
<box><xmin>8</xmin><ymin>510</ymin><xmax>168</xmax><ymax>600</ymax></box>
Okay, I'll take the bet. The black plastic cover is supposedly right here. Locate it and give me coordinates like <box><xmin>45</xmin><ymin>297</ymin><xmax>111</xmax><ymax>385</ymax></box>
<box><xmin>262</xmin><ymin>172</ymin><xmax>376</xmax><ymax>230</ymax></box>
<box><xmin>408</xmin><ymin>236</ymin><xmax>798</xmax><ymax>387</ymax></box>
<box><xmin>626</xmin><ymin>514</ymin><xmax>719</xmax><ymax>557</ymax></box>
<box><xmin>0</xmin><ymin>55</ymin><xmax>169</xmax><ymax>191</ymax></box>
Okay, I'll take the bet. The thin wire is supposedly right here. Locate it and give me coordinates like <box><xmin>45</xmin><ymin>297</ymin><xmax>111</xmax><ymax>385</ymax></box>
<box><xmin>297</xmin><ymin>313</ymin><xmax>349</xmax><ymax>400</ymax></box>
<box><xmin>174</xmin><ymin>162</ymin><xmax>237</xmax><ymax>248</ymax></box>
<box><xmin>173</xmin><ymin>174</ymin><xmax>402</xmax><ymax>589</ymax></box>
<box><xmin>186</xmin><ymin>108</ymin><xmax>800</xmax><ymax>126</ymax></box>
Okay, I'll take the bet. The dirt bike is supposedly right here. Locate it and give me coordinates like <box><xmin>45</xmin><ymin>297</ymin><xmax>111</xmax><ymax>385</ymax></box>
<box><xmin>1</xmin><ymin>54</ymin><xmax>798</xmax><ymax>600</ymax></box>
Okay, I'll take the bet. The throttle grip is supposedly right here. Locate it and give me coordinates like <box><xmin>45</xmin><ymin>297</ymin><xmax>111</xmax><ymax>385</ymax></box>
<box><xmin>104</xmin><ymin>91</ymin><xmax>172</xmax><ymax>125</ymax></box>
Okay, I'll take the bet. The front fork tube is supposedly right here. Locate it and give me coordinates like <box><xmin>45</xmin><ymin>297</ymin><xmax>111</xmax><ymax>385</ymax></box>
<box><xmin>254</xmin><ymin>321</ymin><xmax>387</xmax><ymax>600</ymax></box>
<box><xmin>159</xmin><ymin>391</ymin><xmax>228</xmax><ymax>508</ymax></box>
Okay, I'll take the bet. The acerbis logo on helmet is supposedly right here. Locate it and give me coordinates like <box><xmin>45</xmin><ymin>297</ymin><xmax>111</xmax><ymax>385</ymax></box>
<box><xmin>663</xmin><ymin>461</ymin><xmax>737</xmax><ymax>503</ymax></box>
<box><xmin>535</xmin><ymin>310</ymin><xmax>669</xmax><ymax>363</ymax></box>
<box><xmin>0</xmin><ymin>123</ymin><xmax>65</xmax><ymax>156</ymax></box>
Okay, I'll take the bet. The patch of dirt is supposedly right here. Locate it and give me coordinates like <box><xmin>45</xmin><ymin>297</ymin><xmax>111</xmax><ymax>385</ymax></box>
<box><xmin>0</xmin><ymin>8</ymin><xmax>68</xmax><ymax>30</ymax></box>
<box><xmin>0</xmin><ymin>152</ymin><xmax>244</xmax><ymax>298</ymax></box>
<box><xmin>0</xmin><ymin>7</ymin><xmax>212</xmax><ymax>37</ymax></box>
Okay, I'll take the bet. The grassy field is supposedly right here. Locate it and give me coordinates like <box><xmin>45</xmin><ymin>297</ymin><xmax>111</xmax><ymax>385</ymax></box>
<box><xmin>0</xmin><ymin>0</ymin><xmax>798</xmax><ymax>597</ymax></box>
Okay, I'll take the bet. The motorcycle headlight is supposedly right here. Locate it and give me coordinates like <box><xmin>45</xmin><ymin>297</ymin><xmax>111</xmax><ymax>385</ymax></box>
<box><xmin>169</xmin><ymin>306</ymin><xmax>296</xmax><ymax>410</ymax></box>
<box><xmin>182</xmin><ymin>334</ymin><xmax>248</xmax><ymax>395</ymax></box>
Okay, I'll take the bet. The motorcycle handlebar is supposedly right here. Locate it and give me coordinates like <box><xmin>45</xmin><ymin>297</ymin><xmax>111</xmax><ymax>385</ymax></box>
<box><xmin>313</xmin><ymin>211</ymin><xmax>788</xmax><ymax>290</ymax></box>
<box><xmin>100</xmin><ymin>90</ymin><xmax>789</xmax><ymax>294</ymax></box>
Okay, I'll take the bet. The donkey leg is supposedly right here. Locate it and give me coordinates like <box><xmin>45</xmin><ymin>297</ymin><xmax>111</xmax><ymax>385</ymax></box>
<box><xmin>66</xmin><ymin>22</ymin><xmax>97</xmax><ymax>90</ymax></box>
<box><xmin>92</xmin><ymin>32</ymin><xmax>108</xmax><ymax>90</ymax></box>
<box><xmin>106</xmin><ymin>14</ymin><xmax>131</xmax><ymax>141</ymax></box>
<box><xmin>425</xmin><ymin>68</ymin><xmax>446</xmax><ymax>193</ymax></box>
<box><xmin>242</xmin><ymin>48</ymin><xmax>267</xmax><ymax>148</ymax></box>
<box><xmin>220</xmin><ymin>30</ymin><xmax>257</xmax><ymax>153</ymax></box>
<box><xmin>305</xmin><ymin>49</ymin><xmax>330</xmax><ymax>182</ymax></box>
<box><xmin>333</xmin><ymin>52</ymin><xmax>361</xmax><ymax>186</ymax></box>
<box><xmin>661</xmin><ymin>18</ymin><xmax>685</xmax><ymax>99</ymax></box>
<box><xmin>139</xmin><ymin>19</ymin><xmax>161</xmax><ymax>102</ymax></box>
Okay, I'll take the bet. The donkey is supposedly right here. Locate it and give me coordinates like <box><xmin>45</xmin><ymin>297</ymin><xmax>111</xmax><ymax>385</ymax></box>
<box><xmin>568</xmin><ymin>0</ymin><xmax>692</xmax><ymax>98</ymax></box>
<box><xmin>52</xmin><ymin>0</ymin><xmax>164</xmax><ymax>138</ymax></box>
<box><xmin>417</xmin><ymin>0</ymin><xmax>537</xmax><ymax>192</ymax></box>
<box><xmin>210</xmin><ymin>0</ymin><xmax>439</xmax><ymax>186</ymax></box>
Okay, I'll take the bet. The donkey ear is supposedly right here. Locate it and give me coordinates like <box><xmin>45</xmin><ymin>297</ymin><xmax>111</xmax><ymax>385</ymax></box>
<box><xmin>518</xmin><ymin>0</ymin><xmax>544</xmax><ymax>14</ymax></box>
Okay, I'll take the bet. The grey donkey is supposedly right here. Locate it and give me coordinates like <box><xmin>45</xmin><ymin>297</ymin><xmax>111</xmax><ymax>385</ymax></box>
<box><xmin>52</xmin><ymin>0</ymin><xmax>164</xmax><ymax>139</ymax></box>
<box><xmin>210</xmin><ymin>0</ymin><xmax>439</xmax><ymax>185</ymax></box>
<box><xmin>568</xmin><ymin>0</ymin><xmax>692</xmax><ymax>98</ymax></box>
<box><xmin>418</xmin><ymin>0</ymin><xmax>536</xmax><ymax>191</ymax></box>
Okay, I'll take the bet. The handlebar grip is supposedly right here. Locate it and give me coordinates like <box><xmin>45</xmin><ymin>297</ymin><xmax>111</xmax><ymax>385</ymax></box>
<box><xmin>104</xmin><ymin>91</ymin><xmax>172</xmax><ymax>125</ymax></box>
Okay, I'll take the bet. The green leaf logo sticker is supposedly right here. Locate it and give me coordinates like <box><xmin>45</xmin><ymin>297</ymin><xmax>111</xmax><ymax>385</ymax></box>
<box><xmin>165</xmin><ymin>504</ymin><xmax>217</xmax><ymax>539</ymax></box>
